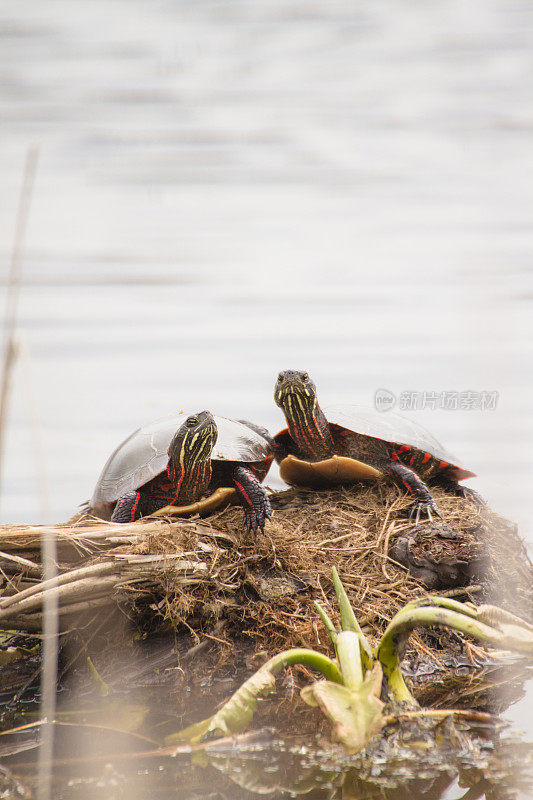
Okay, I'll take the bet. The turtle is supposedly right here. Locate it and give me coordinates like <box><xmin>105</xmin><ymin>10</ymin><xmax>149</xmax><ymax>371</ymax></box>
<box><xmin>90</xmin><ymin>410</ymin><xmax>273</xmax><ymax>531</ymax></box>
<box><xmin>272</xmin><ymin>370</ymin><xmax>479</xmax><ymax>522</ymax></box>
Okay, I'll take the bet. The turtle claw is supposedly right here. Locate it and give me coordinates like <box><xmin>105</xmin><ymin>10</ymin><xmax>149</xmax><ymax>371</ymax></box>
<box><xmin>460</xmin><ymin>486</ymin><xmax>486</xmax><ymax>507</ymax></box>
<box><xmin>258</xmin><ymin>508</ymin><xmax>271</xmax><ymax>534</ymax></box>
<box><xmin>241</xmin><ymin>507</ymin><xmax>255</xmax><ymax>532</ymax></box>
<box><xmin>409</xmin><ymin>500</ymin><xmax>441</xmax><ymax>525</ymax></box>
<box><xmin>242</xmin><ymin>503</ymin><xmax>271</xmax><ymax>534</ymax></box>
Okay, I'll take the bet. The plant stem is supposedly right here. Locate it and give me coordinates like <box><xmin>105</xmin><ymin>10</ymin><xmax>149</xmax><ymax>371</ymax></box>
<box><xmin>376</xmin><ymin>605</ymin><xmax>533</xmax><ymax>706</ymax></box>
<box><xmin>402</xmin><ymin>596</ymin><xmax>479</xmax><ymax>619</ymax></box>
<box><xmin>262</xmin><ymin>648</ymin><xmax>344</xmax><ymax>684</ymax></box>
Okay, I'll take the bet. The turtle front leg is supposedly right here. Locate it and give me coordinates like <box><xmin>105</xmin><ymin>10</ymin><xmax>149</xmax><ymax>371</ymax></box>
<box><xmin>111</xmin><ymin>490</ymin><xmax>144</xmax><ymax>523</ymax></box>
<box><xmin>231</xmin><ymin>465</ymin><xmax>272</xmax><ymax>533</ymax></box>
<box><xmin>386</xmin><ymin>462</ymin><xmax>442</xmax><ymax>524</ymax></box>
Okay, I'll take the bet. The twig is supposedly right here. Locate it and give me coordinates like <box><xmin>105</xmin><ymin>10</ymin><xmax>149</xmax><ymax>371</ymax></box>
<box><xmin>384</xmin><ymin>708</ymin><xmax>495</xmax><ymax>724</ymax></box>
<box><xmin>381</xmin><ymin>522</ymin><xmax>396</xmax><ymax>579</ymax></box>
<box><xmin>0</xmin><ymin>576</ymin><xmax>121</xmax><ymax>620</ymax></box>
<box><xmin>6</xmin><ymin>597</ymin><xmax>119</xmax><ymax>632</ymax></box>
<box><xmin>0</xmin><ymin>561</ymin><xmax>118</xmax><ymax>612</ymax></box>
<box><xmin>0</xmin><ymin>550</ymin><xmax>41</xmax><ymax>576</ymax></box>
<box><xmin>0</xmin><ymin>551</ymin><xmax>209</xmax><ymax>630</ymax></box>
<box><xmin>440</xmin><ymin>585</ymin><xmax>483</xmax><ymax>597</ymax></box>
<box><xmin>376</xmin><ymin>497</ymin><xmax>402</xmax><ymax>547</ymax></box>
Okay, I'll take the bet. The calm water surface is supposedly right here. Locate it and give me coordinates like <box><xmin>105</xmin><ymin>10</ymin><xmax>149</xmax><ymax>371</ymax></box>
<box><xmin>0</xmin><ymin>0</ymin><xmax>532</xmax><ymax>796</ymax></box>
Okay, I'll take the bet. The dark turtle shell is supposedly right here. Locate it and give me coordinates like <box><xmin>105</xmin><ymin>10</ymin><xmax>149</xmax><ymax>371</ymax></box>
<box><xmin>91</xmin><ymin>412</ymin><xmax>272</xmax><ymax>507</ymax></box>
<box><xmin>275</xmin><ymin>404</ymin><xmax>475</xmax><ymax>487</ymax></box>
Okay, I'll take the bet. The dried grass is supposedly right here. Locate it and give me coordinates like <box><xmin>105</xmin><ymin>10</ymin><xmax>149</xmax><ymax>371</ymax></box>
<box><xmin>0</xmin><ymin>481</ymin><xmax>531</xmax><ymax>707</ymax></box>
<box><xmin>140</xmin><ymin>482</ymin><xmax>530</xmax><ymax>657</ymax></box>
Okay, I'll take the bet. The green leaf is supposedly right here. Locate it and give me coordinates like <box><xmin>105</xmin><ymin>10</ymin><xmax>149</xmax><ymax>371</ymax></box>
<box><xmin>87</xmin><ymin>657</ymin><xmax>111</xmax><ymax>697</ymax></box>
<box><xmin>331</xmin><ymin>568</ymin><xmax>373</xmax><ymax>673</ymax></box>
<box><xmin>314</xmin><ymin>601</ymin><xmax>337</xmax><ymax>647</ymax></box>
<box><xmin>167</xmin><ymin>664</ymin><xmax>276</xmax><ymax>744</ymax></box>
<box><xmin>335</xmin><ymin>631</ymin><xmax>362</xmax><ymax>690</ymax></box>
<box><xmin>167</xmin><ymin>648</ymin><xmax>342</xmax><ymax>745</ymax></box>
<box><xmin>301</xmin><ymin>663</ymin><xmax>384</xmax><ymax>752</ymax></box>
<box><xmin>100</xmin><ymin>702</ymin><xmax>149</xmax><ymax>734</ymax></box>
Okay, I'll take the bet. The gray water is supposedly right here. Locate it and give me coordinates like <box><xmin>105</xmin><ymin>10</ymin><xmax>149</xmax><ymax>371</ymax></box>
<box><xmin>1</xmin><ymin>0</ymin><xmax>532</xmax><ymax>794</ymax></box>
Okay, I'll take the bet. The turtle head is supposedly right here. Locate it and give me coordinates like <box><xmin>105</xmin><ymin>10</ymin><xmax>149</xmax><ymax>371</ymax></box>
<box><xmin>274</xmin><ymin>370</ymin><xmax>333</xmax><ymax>459</ymax></box>
<box><xmin>274</xmin><ymin>370</ymin><xmax>317</xmax><ymax>415</ymax></box>
<box><xmin>168</xmin><ymin>411</ymin><xmax>218</xmax><ymax>492</ymax></box>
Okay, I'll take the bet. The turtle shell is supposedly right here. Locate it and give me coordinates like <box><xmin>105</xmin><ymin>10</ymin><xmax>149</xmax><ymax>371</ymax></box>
<box><xmin>276</xmin><ymin>404</ymin><xmax>475</xmax><ymax>488</ymax></box>
<box><xmin>91</xmin><ymin>412</ymin><xmax>272</xmax><ymax>507</ymax></box>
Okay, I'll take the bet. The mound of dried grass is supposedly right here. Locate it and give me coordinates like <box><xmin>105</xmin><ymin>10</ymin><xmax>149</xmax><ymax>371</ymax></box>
<box><xmin>0</xmin><ymin>481</ymin><xmax>531</xmax><ymax>708</ymax></box>
<box><xmin>141</xmin><ymin>482</ymin><xmax>530</xmax><ymax>657</ymax></box>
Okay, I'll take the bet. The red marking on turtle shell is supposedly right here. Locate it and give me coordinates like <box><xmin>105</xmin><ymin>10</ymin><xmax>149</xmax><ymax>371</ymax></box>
<box><xmin>439</xmin><ymin>461</ymin><xmax>449</xmax><ymax>470</ymax></box>
<box><xmin>422</xmin><ymin>452</ymin><xmax>432</xmax><ymax>463</ymax></box>
<box><xmin>392</xmin><ymin>444</ymin><xmax>410</xmax><ymax>462</ymax></box>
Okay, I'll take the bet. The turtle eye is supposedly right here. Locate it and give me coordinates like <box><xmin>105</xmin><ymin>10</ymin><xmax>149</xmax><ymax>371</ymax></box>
<box><xmin>187</xmin><ymin>417</ymin><xmax>198</xmax><ymax>427</ymax></box>
<box><xmin>302</xmin><ymin>373</ymin><xmax>309</xmax><ymax>381</ymax></box>
<box><xmin>277</xmin><ymin>375</ymin><xmax>283</xmax><ymax>383</ymax></box>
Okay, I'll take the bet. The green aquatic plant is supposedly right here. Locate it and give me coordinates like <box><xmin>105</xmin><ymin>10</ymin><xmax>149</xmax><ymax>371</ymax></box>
<box><xmin>169</xmin><ymin>568</ymin><xmax>533</xmax><ymax>751</ymax></box>
<box><xmin>174</xmin><ymin>648</ymin><xmax>343</xmax><ymax>744</ymax></box>
<box><xmin>377</xmin><ymin>595</ymin><xmax>533</xmax><ymax>706</ymax></box>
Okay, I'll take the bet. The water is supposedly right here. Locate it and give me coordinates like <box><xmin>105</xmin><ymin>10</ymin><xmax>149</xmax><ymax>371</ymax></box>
<box><xmin>0</xmin><ymin>0</ymin><xmax>532</xmax><ymax>795</ymax></box>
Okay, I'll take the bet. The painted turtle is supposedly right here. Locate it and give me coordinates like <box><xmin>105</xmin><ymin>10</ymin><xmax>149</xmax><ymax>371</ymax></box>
<box><xmin>90</xmin><ymin>410</ymin><xmax>273</xmax><ymax>531</ymax></box>
<box><xmin>273</xmin><ymin>370</ymin><xmax>478</xmax><ymax>522</ymax></box>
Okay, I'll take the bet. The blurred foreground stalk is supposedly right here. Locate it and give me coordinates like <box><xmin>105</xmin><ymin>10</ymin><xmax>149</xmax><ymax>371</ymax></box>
<box><xmin>0</xmin><ymin>146</ymin><xmax>57</xmax><ymax>800</ymax></box>
<box><xmin>0</xmin><ymin>147</ymin><xmax>39</xmax><ymax>510</ymax></box>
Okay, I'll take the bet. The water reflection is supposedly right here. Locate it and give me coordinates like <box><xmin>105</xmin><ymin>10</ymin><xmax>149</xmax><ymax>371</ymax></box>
<box><xmin>1</xmin><ymin>0</ymin><xmax>531</xmax><ymax>529</ymax></box>
<box><xmin>4</xmin><ymin>712</ymin><xmax>533</xmax><ymax>799</ymax></box>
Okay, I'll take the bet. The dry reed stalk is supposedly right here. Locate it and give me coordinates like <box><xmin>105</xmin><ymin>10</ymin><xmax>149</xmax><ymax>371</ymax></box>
<box><xmin>0</xmin><ymin>551</ymin><xmax>210</xmax><ymax>630</ymax></box>
<box><xmin>0</xmin><ymin>147</ymin><xmax>39</xmax><ymax>511</ymax></box>
<box><xmin>0</xmin><ymin>550</ymin><xmax>41</xmax><ymax>576</ymax></box>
